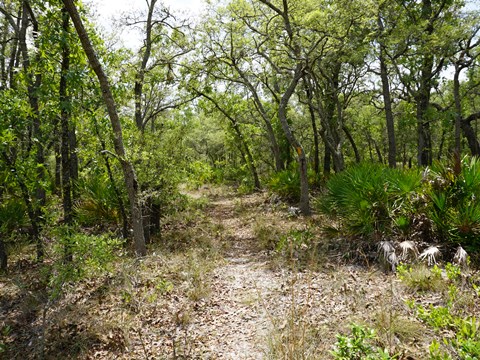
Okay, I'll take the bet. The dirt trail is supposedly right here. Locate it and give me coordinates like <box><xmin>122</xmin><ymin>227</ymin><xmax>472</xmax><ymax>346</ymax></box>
<box><xmin>177</xmin><ymin>190</ymin><xmax>411</xmax><ymax>359</ymax></box>
<box><xmin>185</xmin><ymin>194</ymin><xmax>283</xmax><ymax>359</ymax></box>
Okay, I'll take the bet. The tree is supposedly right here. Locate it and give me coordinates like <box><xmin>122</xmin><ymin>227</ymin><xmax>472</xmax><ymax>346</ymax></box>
<box><xmin>197</xmin><ymin>6</ymin><xmax>286</xmax><ymax>172</ymax></box>
<box><xmin>62</xmin><ymin>0</ymin><xmax>146</xmax><ymax>256</ymax></box>
<box><xmin>195</xmin><ymin>89</ymin><xmax>261</xmax><ymax>190</ymax></box>
<box><xmin>389</xmin><ymin>0</ymin><xmax>464</xmax><ymax>166</ymax></box>
<box><xmin>451</xmin><ymin>20</ymin><xmax>480</xmax><ymax>156</ymax></box>
<box><xmin>375</xmin><ymin>1</ymin><xmax>397</xmax><ymax>167</ymax></box>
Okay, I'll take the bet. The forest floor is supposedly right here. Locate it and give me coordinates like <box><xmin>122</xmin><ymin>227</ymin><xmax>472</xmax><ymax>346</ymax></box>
<box><xmin>1</xmin><ymin>186</ymin><xmax>477</xmax><ymax>359</ymax></box>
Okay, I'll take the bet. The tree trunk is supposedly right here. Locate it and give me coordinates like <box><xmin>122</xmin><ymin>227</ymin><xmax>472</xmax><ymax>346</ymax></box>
<box><xmin>150</xmin><ymin>202</ymin><xmax>161</xmax><ymax>235</ymax></box>
<box><xmin>437</xmin><ymin>129</ymin><xmax>446</xmax><ymax>160</ymax></box>
<box><xmin>454</xmin><ymin>64</ymin><xmax>480</xmax><ymax>156</ymax></box>
<box><xmin>305</xmin><ymin>84</ymin><xmax>320</xmax><ymax>175</ymax></box>
<box><xmin>316</xmin><ymin>62</ymin><xmax>345</xmax><ymax>173</ymax></box>
<box><xmin>454</xmin><ymin>67</ymin><xmax>462</xmax><ymax>155</ymax></box>
<box><xmin>324</xmin><ymin>144</ymin><xmax>331</xmax><ymax>175</ymax></box>
<box><xmin>378</xmin><ymin>15</ymin><xmax>396</xmax><ymax>168</ymax></box>
<box><xmin>461</xmin><ymin>116</ymin><xmax>480</xmax><ymax>156</ymax></box>
<box><xmin>92</xmin><ymin>114</ymin><xmax>130</xmax><ymax>240</ymax></box>
<box><xmin>373</xmin><ymin>138</ymin><xmax>384</xmax><ymax>164</ymax></box>
<box><xmin>278</xmin><ymin>64</ymin><xmax>310</xmax><ymax>215</ymax></box>
<box><xmin>63</xmin><ymin>0</ymin><xmax>146</xmax><ymax>256</ymax></box>
<box><xmin>60</xmin><ymin>7</ymin><xmax>72</xmax><ymax>224</ymax></box>
<box><xmin>416</xmin><ymin>0</ymin><xmax>434</xmax><ymax>166</ymax></box>
<box><xmin>1</xmin><ymin>151</ymin><xmax>41</xmax><ymax>266</ymax></box>
<box><xmin>6</xmin><ymin>7</ymin><xmax>21</xmax><ymax>89</ymax></box>
<box><xmin>343</xmin><ymin>125</ymin><xmax>360</xmax><ymax>163</ymax></box>
<box><xmin>235</xmin><ymin>67</ymin><xmax>284</xmax><ymax>172</ymax></box>
<box><xmin>416</xmin><ymin>91</ymin><xmax>432</xmax><ymax>166</ymax></box>
<box><xmin>54</xmin><ymin>140</ymin><xmax>61</xmax><ymax>192</ymax></box>
<box><xmin>0</xmin><ymin>16</ymin><xmax>7</xmax><ymax>89</ymax></box>
<box><xmin>60</xmin><ymin>7</ymin><xmax>73</xmax><ymax>261</ymax></box>
<box><xmin>19</xmin><ymin>1</ymin><xmax>45</xmax><ymax>261</ymax></box>
<box><xmin>70</xmin><ymin>123</ymin><xmax>79</xmax><ymax>199</ymax></box>
<box><xmin>134</xmin><ymin>0</ymin><xmax>156</xmax><ymax>130</ymax></box>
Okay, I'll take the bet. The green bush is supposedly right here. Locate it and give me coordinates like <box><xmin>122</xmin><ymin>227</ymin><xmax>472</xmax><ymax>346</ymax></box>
<box><xmin>332</xmin><ymin>323</ymin><xmax>397</xmax><ymax>359</ymax></box>
<box><xmin>427</xmin><ymin>156</ymin><xmax>480</xmax><ymax>248</ymax></box>
<box><xmin>0</xmin><ymin>197</ymin><xmax>27</xmax><ymax>235</ymax></box>
<box><xmin>186</xmin><ymin>160</ymin><xmax>214</xmax><ymax>188</ymax></box>
<box><xmin>268</xmin><ymin>167</ymin><xmax>301</xmax><ymax>201</ymax></box>
<box><xmin>319</xmin><ymin>163</ymin><xmax>423</xmax><ymax>237</ymax></box>
<box><xmin>75</xmin><ymin>171</ymin><xmax>123</xmax><ymax>226</ymax></box>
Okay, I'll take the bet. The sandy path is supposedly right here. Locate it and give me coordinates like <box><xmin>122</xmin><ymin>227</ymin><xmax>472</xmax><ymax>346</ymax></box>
<box><xmin>185</xmin><ymin>195</ymin><xmax>282</xmax><ymax>359</ymax></box>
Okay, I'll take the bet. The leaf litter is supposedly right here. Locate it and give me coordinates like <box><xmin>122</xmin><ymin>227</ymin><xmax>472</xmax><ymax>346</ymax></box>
<box><xmin>1</xmin><ymin>186</ymin><xmax>478</xmax><ymax>359</ymax></box>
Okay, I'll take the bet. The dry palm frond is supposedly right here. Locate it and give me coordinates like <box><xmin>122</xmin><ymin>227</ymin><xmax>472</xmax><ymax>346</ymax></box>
<box><xmin>387</xmin><ymin>251</ymin><xmax>399</xmax><ymax>272</ymax></box>
<box><xmin>419</xmin><ymin>246</ymin><xmax>441</xmax><ymax>266</ymax></box>
<box><xmin>377</xmin><ymin>241</ymin><xmax>397</xmax><ymax>272</ymax></box>
<box><xmin>453</xmin><ymin>246</ymin><xmax>469</xmax><ymax>268</ymax></box>
<box><xmin>399</xmin><ymin>241</ymin><xmax>419</xmax><ymax>261</ymax></box>
<box><xmin>378</xmin><ymin>241</ymin><xmax>395</xmax><ymax>259</ymax></box>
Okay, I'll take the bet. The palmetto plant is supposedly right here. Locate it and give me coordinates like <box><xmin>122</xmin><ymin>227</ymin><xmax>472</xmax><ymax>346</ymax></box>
<box><xmin>320</xmin><ymin>163</ymin><xmax>423</xmax><ymax>238</ymax></box>
<box><xmin>428</xmin><ymin>156</ymin><xmax>480</xmax><ymax>249</ymax></box>
<box><xmin>75</xmin><ymin>171</ymin><xmax>124</xmax><ymax>226</ymax></box>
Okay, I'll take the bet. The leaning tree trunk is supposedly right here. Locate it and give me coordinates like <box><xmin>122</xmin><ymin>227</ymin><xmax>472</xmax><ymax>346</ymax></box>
<box><xmin>461</xmin><ymin>117</ymin><xmax>480</xmax><ymax>156</ymax></box>
<box><xmin>63</xmin><ymin>0</ymin><xmax>146</xmax><ymax>256</ymax></box>
<box><xmin>197</xmin><ymin>90</ymin><xmax>261</xmax><ymax>190</ymax></box>
<box><xmin>240</xmin><ymin>74</ymin><xmax>284</xmax><ymax>172</ymax></box>
<box><xmin>453</xmin><ymin>64</ymin><xmax>480</xmax><ymax>156</ymax></box>
<box><xmin>343</xmin><ymin>126</ymin><xmax>360</xmax><ymax>164</ymax></box>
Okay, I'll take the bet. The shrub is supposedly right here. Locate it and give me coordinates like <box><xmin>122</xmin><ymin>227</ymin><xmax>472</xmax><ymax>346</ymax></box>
<box><xmin>427</xmin><ymin>156</ymin><xmax>480</xmax><ymax>249</ymax></box>
<box><xmin>268</xmin><ymin>166</ymin><xmax>317</xmax><ymax>202</ymax></box>
<box><xmin>268</xmin><ymin>167</ymin><xmax>301</xmax><ymax>201</ymax></box>
<box><xmin>0</xmin><ymin>197</ymin><xmax>28</xmax><ymax>234</ymax></box>
<box><xmin>186</xmin><ymin>161</ymin><xmax>214</xmax><ymax>188</ymax></box>
<box><xmin>319</xmin><ymin>163</ymin><xmax>423</xmax><ymax>238</ymax></box>
<box><xmin>332</xmin><ymin>323</ymin><xmax>397</xmax><ymax>359</ymax></box>
<box><xmin>397</xmin><ymin>264</ymin><xmax>446</xmax><ymax>292</ymax></box>
<box><xmin>75</xmin><ymin>171</ymin><xmax>123</xmax><ymax>226</ymax></box>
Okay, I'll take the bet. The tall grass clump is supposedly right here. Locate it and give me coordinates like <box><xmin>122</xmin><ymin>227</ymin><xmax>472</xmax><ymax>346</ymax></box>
<box><xmin>319</xmin><ymin>162</ymin><xmax>423</xmax><ymax>238</ymax></box>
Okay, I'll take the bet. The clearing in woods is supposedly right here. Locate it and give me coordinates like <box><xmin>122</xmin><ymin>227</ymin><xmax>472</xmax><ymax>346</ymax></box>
<box><xmin>1</xmin><ymin>187</ymin><xmax>441</xmax><ymax>358</ymax></box>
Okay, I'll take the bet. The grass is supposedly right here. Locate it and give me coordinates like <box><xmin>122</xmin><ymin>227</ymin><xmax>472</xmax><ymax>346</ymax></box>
<box><xmin>397</xmin><ymin>264</ymin><xmax>447</xmax><ymax>292</ymax></box>
<box><xmin>253</xmin><ymin>217</ymin><xmax>283</xmax><ymax>251</ymax></box>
